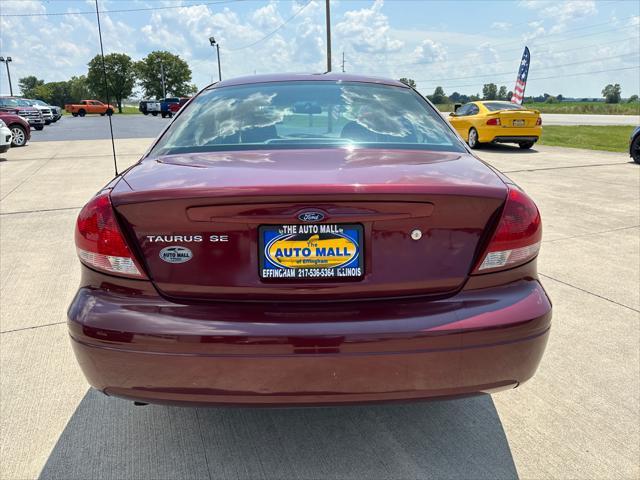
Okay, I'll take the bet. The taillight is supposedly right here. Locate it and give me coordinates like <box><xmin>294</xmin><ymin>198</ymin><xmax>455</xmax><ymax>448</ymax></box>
<box><xmin>486</xmin><ymin>118</ymin><xmax>501</xmax><ymax>126</ymax></box>
<box><xmin>536</xmin><ymin>117</ymin><xmax>542</xmax><ymax>126</ymax></box>
<box><xmin>75</xmin><ymin>192</ymin><xmax>146</xmax><ymax>278</ymax></box>
<box><xmin>473</xmin><ymin>186</ymin><xmax>541</xmax><ymax>273</ymax></box>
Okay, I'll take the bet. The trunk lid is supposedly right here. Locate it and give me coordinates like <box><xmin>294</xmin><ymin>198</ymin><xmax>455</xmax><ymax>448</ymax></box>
<box><xmin>111</xmin><ymin>148</ymin><xmax>507</xmax><ymax>301</ymax></box>
<box><xmin>491</xmin><ymin>109</ymin><xmax>539</xmax><ymax>128</ymax></box>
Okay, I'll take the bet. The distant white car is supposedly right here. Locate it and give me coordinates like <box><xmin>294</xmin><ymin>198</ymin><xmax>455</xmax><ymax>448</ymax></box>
<box><xmin>0</xmin><ymin>119</ymin><xmax>12</xmax><ymax>153</ymax></box>
<box><xmin>24</xmin><ymin>99</ymin><xmax>54</xmax><ymax>124</ymax></box>
<box><xmin>30</xmin><ymin>99</ymin><xmax>62</xmax><ymax>122</ymax></box>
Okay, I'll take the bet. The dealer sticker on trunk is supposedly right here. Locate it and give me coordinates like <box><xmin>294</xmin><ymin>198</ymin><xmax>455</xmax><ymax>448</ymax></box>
<box><xmin>259</xmin><ymin>224</ymin><xmax>363</xmax><ymax>279</ymax></box>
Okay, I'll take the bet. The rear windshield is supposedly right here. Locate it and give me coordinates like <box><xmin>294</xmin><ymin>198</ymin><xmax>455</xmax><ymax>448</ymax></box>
<box><xmin>0</xmin><ymin>98</ymin><xmax>21</xmax><ymax>107</ymax></box>
<box><xmin>483</xmin><ymin>102</ymin><xmax>524</xmax><ymax>111</ymax></box>
<box><xmin>149</xmin><ymin>81</ymin><xmax>466</xmax><ymax>156</ymax></box>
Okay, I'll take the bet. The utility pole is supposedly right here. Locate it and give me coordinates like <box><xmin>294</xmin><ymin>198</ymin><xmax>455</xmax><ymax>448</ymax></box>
<box><xmin>341</xmin><ymin>51</ymin><xmax>345</xmax><ymax>73</ymax></box>
<box><xmin>209</xmin><ymin>37</ymin><xmax>222</xmax><ymax>81</ymax></box>
<box><xmin>0</xmin><ymin>57</ymin><xmax>13</xmax><ymax>96</ymax></box>
<box><xmin>325</xmin><ymin>0</ymin><xmax>332</xmax><ymax>72</ymax></box>
<box><xmin>160</xmin><ymin>62</ymin><xmax>166</xmax><ymax>98</ymax></box>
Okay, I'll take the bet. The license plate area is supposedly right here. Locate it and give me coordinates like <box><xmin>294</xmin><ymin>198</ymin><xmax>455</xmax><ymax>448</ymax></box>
<box><xmin>512</xmin><ymin>119</ymin><xmax>525</xmax><ymax>127</ymax></box>
<box><xmin>259</xmin><ymin>224</ymin><xmax>364</xmax><ymax>280</ymax></box>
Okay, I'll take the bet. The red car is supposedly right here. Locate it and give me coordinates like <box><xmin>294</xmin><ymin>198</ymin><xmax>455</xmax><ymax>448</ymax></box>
<box><xmin>168</xmin><ymin>97</ymin><xmax>190</xmax><ymax>115</ymax></box>
<box><xmin>68</xmin><ymin>74</ymin><xmax>551</xmax><ymax>406</ymax></box>
<box><xmin>0</xmin><ymin>112</ymin><xmax>31</xmax><ymax>147</ymax></box>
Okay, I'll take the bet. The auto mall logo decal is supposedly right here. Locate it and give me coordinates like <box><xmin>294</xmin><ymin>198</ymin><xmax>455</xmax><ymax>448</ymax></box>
<box><xmin>159</xmin><ymin>246</ymin><xmax>193</xmax><ymax>263</ymax></box>
<box><xmin>298</xmin><ymin>211</ymin><xmax>325</xmax><ymax>222</ymax></box>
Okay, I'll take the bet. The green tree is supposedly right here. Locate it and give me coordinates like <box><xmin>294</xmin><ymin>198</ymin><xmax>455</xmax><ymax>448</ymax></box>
<box><xmin>429</xmin><ymin>86</ymin><xmax>448</xmax><ymax>104</ymax></box>
<box><xmin>136</xmin><ymin>51</ymin><xmax>194</xmax><ymax>99</ymax></box>
<box><xmin>32</xmin><ymin>84</ymin><xmax>53</xmax><ymax>103</ymax></box>
<box><xmin>628</xmin><ymin>94</ymin><xmax>639</xmax><ymax>103</ymax></box>
<box><xmin>601</xmin><ymin>84</ymin><xmax>621</xmax><ymax>104</ymax></box>
<box><xmin>398</xmin><ymin>77</ymin><xmax>416</xmax><ymax>88</ymax></box>
<box><xmin>482</xmin><ymin>83</ymin><xmax>498</xmax><ymax>100</ymax></box>
<box><xmin>497</xmin><ymin>85</ymin><xmax>507</xmax><ymax>100</ymax></box>
<box><xmin>42</xmin><ymin>81</ymin><xmax>73</xmax><ymax>107</ymax></box>
<box><xmin>18</xmin><ymin>76</ymin><xmax>44</xmax><ymax>98</ymax></box>
<box><xmin>68</xmin><ymin>75</ymin><xmax>92</xmax><ymax>103</ymax></box>
<box><xmin>87</xmin><ymin>53</ymin><xmax>136</xmax><ymax>113</ymax></box>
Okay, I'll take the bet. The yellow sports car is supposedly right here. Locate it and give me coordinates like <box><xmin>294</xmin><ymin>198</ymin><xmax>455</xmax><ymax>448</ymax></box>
<box><xmin>448</xmin><ymin>101</ymin><xmax>542</xmax><ymax>149</ymax></box>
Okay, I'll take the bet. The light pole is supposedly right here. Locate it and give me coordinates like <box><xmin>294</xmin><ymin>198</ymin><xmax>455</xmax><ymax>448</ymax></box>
<box><xmin>209</xmin><ymin>37</ymin><xmax>222</xmax><ymax>81</ymax></box>
<box><xmin>160</xmin><ymin>62</ymin><xmax>166</xmax><ymax>98</ymax></box>
<box><xmin>0</xmin><ymin>57</ymin><xmax>13</xmax><ymax>96</ymax></box>
<box><xmin>325</xmin><ymin>0</ymin><xmax>332</xmax><ymax>72</ymax></box>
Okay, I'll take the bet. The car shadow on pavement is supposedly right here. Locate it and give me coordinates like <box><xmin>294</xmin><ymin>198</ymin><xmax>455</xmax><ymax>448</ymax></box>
<box><xmin>38</xmin><ymin>389</ymin><xmax>518</xmax><ymax>480</ymax></box>
<box><xmin>476</xmin><ymin>143</ymin><xmax>539</xmax><ymax>154</ymax></box>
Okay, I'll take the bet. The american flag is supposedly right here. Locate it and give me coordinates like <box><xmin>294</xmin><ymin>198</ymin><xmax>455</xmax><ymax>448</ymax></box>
<box><xmin>511</xmin><ymin>47</ymin><xmax>530</xmax><ymax>105</ymax></box>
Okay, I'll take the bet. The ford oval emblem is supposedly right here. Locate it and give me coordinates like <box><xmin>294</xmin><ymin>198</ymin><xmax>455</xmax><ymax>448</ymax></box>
<box><xmin>298</xmin><ymin>211</ymin><xmax>325</xmax><ymax>222</ymax></box>
<box><xmin>159</xmin><ymin>246</ymin><xmax>193</xmax><ymax>264</ymax></box>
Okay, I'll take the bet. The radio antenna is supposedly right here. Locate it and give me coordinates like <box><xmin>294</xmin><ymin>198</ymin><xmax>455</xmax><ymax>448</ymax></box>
<box><xmin>94</xmin><ymin>0</ymin><xmax>118</xmax><ymax>176</ymax></box>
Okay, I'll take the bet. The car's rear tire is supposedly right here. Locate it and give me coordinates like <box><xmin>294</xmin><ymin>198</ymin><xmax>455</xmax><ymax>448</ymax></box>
<box><xmin>106</xmin><ymin>109</ymin><xmax>113</xmax><ymax>116</ymax></box>
<box><xmin>151</xmin><ymin>112</ymin><xmax>158</xmax><ymax>117</ymax></box>
<box><xmin>10</xmin><ymin>125</ymin><xmax>27</xmax><ymax>146</ymax></box>
<box><xmin>72</xmin><ymin>113</ymin><xmax>78</xmax><ymax>117</ymax></box>
<box><xmin>519</xmin><ymin>141</ymin><xmax>535</xmax><ymax>150</ymax></box>
<box><xmin>468</xmin><ymin>128</ymin><xmax>480</xmax><ymax>149</ymax></box>
<box><xmin>34</xmin><ymin>125</ymin><xmax>44</xmax><ymax>131</ymax></box>
<box><xmin>631</xmin><ymin>135</ymin><xmax>640</xmax><ymax>164</ymax></box>
<box><xmin>161</xmin><ymin>112</ymin><xmax>167</xmax><ymax>118</ymax></box>
<box><xmin>45</xmin><ymin>120</ymin><xmax>51</xmax><ymax>125</ymax></box>
<box><xmin>78</xmin><ymin>109</ymin><xmax>86</xmax><ymax>117</ymax></box>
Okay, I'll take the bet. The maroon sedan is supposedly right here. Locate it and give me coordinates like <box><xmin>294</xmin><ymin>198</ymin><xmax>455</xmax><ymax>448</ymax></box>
<box><xmin>0</xmin><ymin>112</ymin><xmax>30</xmax><ymax>147</ymax></box>
<box><xmin>68</xmin><ymin>74</ymin><xmax>551</xmax><ymax>406</ymax></box>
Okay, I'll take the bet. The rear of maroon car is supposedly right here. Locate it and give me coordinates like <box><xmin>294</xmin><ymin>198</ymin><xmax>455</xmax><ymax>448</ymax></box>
<box><xmin>68</xmin><ymin>75</ymin><xmax>551</xmax><ymax>406</ymax></box>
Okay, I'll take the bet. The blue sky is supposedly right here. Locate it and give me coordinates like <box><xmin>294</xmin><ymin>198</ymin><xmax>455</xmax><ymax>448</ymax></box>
<box><xmin>1</xmin><ymin>0</ymin><xmax>638</xmax><ymax>98</ymax></box>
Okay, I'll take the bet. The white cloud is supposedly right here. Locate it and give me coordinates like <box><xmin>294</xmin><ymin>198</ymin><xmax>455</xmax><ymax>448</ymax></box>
<box><xmin>334</xmin><ymin>0</ymin><xmax>403</xmax><ymax>54</ymax></box>
<box><xmin>412</xmin><ymin>39</ymin><xmax>446</xmax><ymax>64</ymax></box>
<box><xmin>251</xmin><ymin>2</ymin><xmax>283</xmax><ymax>30</ymax></box>
<box><xmin>491</xmin><ymin>21</ymin><xmax>511</xmax><ymax>31</ymax></box>
<box><xmin>542</xmin><ymin>0</ymin><xmax>597</xmax><ymax>22</ymax></box>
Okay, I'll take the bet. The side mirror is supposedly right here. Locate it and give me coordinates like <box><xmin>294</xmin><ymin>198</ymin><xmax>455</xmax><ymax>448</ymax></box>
<box><xmin>449</xmin><ymin>112</ymin><xmax>455</xmax><ymax>117</ymax></box>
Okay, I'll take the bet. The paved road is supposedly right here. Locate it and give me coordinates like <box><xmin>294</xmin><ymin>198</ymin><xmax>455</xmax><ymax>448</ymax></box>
<box><xmin>0</xmin><ymin>139</ymin><xmax>638</xmax><ymax>479</ymax></box>
<box><xmin>541</xmin><ymin>113</ymin><xmax>639</xmax><ymax>126</ymax></box>
<box><xmin>30</xmin><ymin>114</ymin><xmax>168</xmax><ymax>142</ymax></box>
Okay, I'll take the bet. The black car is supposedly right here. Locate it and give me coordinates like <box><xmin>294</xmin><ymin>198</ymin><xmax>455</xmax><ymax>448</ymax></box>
<box><xmin>630</xmin><ymin>126</ymin><xmax>640</xmax><ymax>164</ymax></box>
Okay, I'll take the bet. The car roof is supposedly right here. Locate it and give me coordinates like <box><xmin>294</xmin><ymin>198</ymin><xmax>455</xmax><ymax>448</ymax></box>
<box><xmin>209</xmin><ymin>73</ymin><xmax>411</xmax><ymax>89</ymax></box>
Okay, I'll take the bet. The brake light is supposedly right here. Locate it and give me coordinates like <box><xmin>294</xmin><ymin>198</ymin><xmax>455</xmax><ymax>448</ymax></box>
<box><xmin>486</xmin><ymin>118</ymin><xmax>501</xmax><ymax>126</ymax></box>
<box><xmin>536</xmin><ymin>117</ymin><xmax>542</xmax><ymax>126</ymax></box>
<box><xmin>473</xmin><ymin>186</ymin><xmax>541</xmax><ymax>273</ymax></box>
<box><xmin>75</xmin><ymin>192</ymin><xmax>146</xmax><ymax>278</ymax></box>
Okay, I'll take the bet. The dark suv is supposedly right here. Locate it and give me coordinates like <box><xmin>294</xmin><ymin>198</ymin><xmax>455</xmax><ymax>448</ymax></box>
<box><xmin>0</xmin><ymin>97</ymin><xmax>45</xmax><ymax>130</ymax></box>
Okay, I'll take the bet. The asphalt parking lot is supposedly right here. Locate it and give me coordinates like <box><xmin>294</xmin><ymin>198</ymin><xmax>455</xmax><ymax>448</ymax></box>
<box><xmin>30</xmin><ymin>114</ymin><xmax>168</xmax><ymax>142</ymax></box>
<box><xmin>1</xmin><ymin>126</ymin><xmax>638</xmax><ymax>479</ymax></box>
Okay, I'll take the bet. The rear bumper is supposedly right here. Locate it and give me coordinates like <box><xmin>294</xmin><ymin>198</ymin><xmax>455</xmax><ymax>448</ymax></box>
<box><xmin>493</xmin><ymin>136</ymin><xmax>539</xmax><ymax>144</ymax></box>
<box><xmin>68</xmin><ymin>277</ymin><xmax>551</xmax><ymax>406</ymax></box>
<box><xmin>479</xmin><ymin>126</ymin><xmax>541</xmax><ymax>143</ymax></box>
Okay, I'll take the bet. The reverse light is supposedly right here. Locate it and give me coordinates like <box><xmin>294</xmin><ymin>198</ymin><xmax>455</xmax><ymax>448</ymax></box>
<box><xmin>536</xmin><ymin>117</ymin><xmax>542</xmax><ymax>126</ymax></box>
<box><xmin>486</xmin><ymin>118</ymin><xmax>501</xmax><ymax>126</ymax></box>
<box><xmin>473</xmin><ymin>186</ymin><xmax>542</xmax><ymax>273</ymax></box>
<box><xmin>75</xmin><ymin>192</ymin><xmax>146</xmax><ymax>278</ymax></box>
